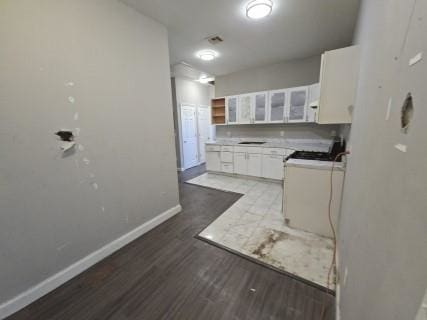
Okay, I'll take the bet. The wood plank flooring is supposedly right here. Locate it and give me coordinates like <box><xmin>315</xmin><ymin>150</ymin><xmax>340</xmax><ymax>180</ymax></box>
<box><xmin>7</xmin><ymin>165</ymin><xmax>335</xmax><ymax>320</ymax></box>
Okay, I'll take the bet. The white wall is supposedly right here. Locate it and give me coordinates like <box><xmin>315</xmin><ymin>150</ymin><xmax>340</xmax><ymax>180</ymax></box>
<box><xmin>215</xmin><ymin>56</ymin><xmax>321</xmax><ymax>97</ymax></box>
<box><xmin>338</xmin><ymin>0</ymin><xmax>427</xmax><ymax>319</ymax></box>
<box><xmin>171</xmin><ymin>77</ymin><xmax>214</xmax><ymax>169</ymax></box>
<box><xmin>0</xmin><ymin>0</ymin><xmax>179</xmax><ymax>316</ymax></box>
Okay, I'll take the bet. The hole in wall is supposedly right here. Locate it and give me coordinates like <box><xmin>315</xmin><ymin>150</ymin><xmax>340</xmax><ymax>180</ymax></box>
<box><xmin>401</xmin><ymin>92</ymin><xmax>414</xmax><ymax>133</ymax></box>
<box><xmin>55</xmin><ymin>130</ymin><xmax>74</xmax><ymax>142</ymax></box>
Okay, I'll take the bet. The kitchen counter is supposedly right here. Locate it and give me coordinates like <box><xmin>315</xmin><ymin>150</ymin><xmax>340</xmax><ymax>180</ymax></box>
<box><xmin>206</xmin><ymin>139</ymin><xmax>332</xmax><ymax>153</ymax></box>
<box><xmin>285</xmin><ymin>158</ymin><xmax>345</xmax><ymax>171</ymax></box>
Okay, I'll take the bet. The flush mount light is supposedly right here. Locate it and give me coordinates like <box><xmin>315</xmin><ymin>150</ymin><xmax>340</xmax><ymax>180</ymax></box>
<box><xmin>246</xmin><ymin>0</ymin><xmax>273</xmax><ymax>19</ymax></box>
<box><xmin>196</xmin><ymin>49</ymin><xmax>218</xmax><ymax>61</ymax></box>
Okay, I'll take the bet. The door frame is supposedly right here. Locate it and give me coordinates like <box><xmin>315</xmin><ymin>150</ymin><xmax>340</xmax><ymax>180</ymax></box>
<box><xmin>178</xmin><ymin>103</ymin><xmax>212</xmax><ymax>171</ymax></box>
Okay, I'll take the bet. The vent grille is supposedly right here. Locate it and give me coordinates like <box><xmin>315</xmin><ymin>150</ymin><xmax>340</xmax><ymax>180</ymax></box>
<box><xmin>207</xmin><ymin>35</ymin><xmax>223</xmax><ymax>45</ymax></box>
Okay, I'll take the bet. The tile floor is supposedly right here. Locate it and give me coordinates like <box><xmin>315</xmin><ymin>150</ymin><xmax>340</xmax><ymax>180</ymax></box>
<box><xmin>187</xmin><ymin>172</ymin><xmax>335</xmax><ymax>290</ymax></box>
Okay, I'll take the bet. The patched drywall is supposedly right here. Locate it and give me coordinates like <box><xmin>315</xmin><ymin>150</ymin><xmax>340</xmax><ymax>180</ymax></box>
<box><xmin>0</xmin><ymin>0</ymin><xmax>179</xmax><ymax>310</ymax></box>
<box><xmin>338</xmin><ymin>0</ymin><xmax>427</xmax><ymax>319</ymax></box>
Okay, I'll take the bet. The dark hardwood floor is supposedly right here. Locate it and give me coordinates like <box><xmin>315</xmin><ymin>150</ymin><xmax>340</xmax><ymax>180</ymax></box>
<box><xmin>7</xmin><ymin>165</ymin><xmax>335</xmax><ymax>320</ymax></box>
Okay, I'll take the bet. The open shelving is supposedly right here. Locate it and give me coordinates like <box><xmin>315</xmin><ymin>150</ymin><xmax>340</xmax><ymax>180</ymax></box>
<box><xmin>211</xmin><ymin>97</ymin><xmax>226</xmax><ymax>124</ymax></box>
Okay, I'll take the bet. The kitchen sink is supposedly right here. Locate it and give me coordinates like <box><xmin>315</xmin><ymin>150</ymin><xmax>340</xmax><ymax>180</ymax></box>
<box><xmin>238</xmin><ymin>141</ymin><xmax>266</xmax><ymax>145</ymax></box>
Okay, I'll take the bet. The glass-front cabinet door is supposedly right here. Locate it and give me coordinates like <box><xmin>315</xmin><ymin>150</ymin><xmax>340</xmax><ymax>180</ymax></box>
<box><xmin>269</xmin><ymin>89</ymin><xmax>287</xmax><ymax>123</ymax></box>
<box><xmin>288</xmin><ymin>87</ymin><xmax>308</xmax><ymax>123</ymax></box>
<box><xmin>238</xmin><ymin>94</ymin><xmax>252</xmax><ymax>124</ymax></box>
<box><xmin>254</xmin><ymin>91</ymin><xmax>268</xmax><ymax>123</ymax></box>
<box><xmin>226</xmin><ymin>96</ymin><xmax>238</xmax><ymax>124</ymax></box>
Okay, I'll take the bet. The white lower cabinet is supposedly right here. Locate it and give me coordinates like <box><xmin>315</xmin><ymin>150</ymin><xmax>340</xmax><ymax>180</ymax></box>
<box><xmin>233</xmin><ymin>152</ymin><xmax>247</xmax><ymax>175</ymax></box>
<box><xmin>233</xmin><ymin>146</ymin><xmax>263</xmax><ymax>176</ymax></box>
<box><xmin>220</xmin><ymin>151</ymin><xmax>233</xmax><ymax>163</ymax></box>
<box><xmin>247</xmin><ymin>153</ymin><xmax>262</xmax><ymax>176</ymax></box>
<box><xmin>262</xmin><ymin>154</ymin><xmax>285</xmax><ymax>180</ymax></box>
<box><xmin>221</xmin><ymin>163</ymin><xmax>233</xmax><ymax>173</ymax></box>
<box><xmin>206</xmin><ymin>144</ymin><xmax>289</xmax><ymax>180</ymax></box>
<box><xmin>206</xmin><ymin>151</ymin><xmax>220</xmax><ymax>171</ymax></box>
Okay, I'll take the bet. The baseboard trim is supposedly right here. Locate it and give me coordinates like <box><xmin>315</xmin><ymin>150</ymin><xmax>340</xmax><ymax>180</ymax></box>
<box><xmin>0</xmin><ymin>204</ymin><xmax>182</xmax><ymax>320</ymax></box>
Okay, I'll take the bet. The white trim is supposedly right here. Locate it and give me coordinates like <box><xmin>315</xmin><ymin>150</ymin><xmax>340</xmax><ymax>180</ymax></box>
<box><xmin>0</xmin><ymin>205</ymin><xmax>182</xmax><ymax>320</ymax></box>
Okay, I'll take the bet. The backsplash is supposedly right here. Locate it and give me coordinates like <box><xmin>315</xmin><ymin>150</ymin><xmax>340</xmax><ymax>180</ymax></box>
<box><xmin>215</xmin><ymin>123</ymin><xmax>340</xmax><ymax>141</ymax></box>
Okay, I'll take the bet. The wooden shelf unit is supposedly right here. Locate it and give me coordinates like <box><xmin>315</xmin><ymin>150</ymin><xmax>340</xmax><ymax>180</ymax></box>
<box><xmin>211</xmin><ymin>98</ymin><xmax>226</xmax><ymax>124</ymax></box>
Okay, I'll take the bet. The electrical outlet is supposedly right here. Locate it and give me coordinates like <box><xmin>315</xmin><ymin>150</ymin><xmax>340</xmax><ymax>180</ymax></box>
<box><xmin>280</xmin><ymin>131</ymin><xmax>285</xmax><ymax>137</ymax></box>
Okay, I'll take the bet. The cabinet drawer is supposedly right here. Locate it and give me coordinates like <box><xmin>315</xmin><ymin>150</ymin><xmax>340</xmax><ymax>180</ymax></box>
<box><xmin>246</xmin><ymin>147</ymin><xmax>263</xmax><ymax>154</ymax></box>
<box><xmin>221</xmin><ymin>146</ymin><xmax>234</xmax><ymax>152</ymax></box>
<box><xmin>262</xmin><ymin>148</ymin><xmax>285</xmax><ymax>156</ymax></box>
<box><xmin>220</xmin><ymin>151</ymin><xmax>233</xmax><ymax>163</ymax></box>
<box><xmin>206</xmin><ymin>145</ymin><xmax>221</xmax><ymax>152</ymax></box>
<box><xmin>221</xmin><ymin>163</ymin><xmax>234</xmax><ymax>173</ymax></box>
<box><xmin>233</xmin><ymin>146</ymin><xmax>247</xmax><ymax>153</ymax></box>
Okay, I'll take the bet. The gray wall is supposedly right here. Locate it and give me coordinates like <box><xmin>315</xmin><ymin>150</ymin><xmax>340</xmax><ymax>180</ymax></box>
<box><xmin>338</xmin><ymin>0</ymin><xmax>427</xmax><ymax>319</ymax></box>
<box><xmin>0</xmin><ymin>0</ymin><xmax>179</xmax><ymax>308</ymax></box>
<box><xmin>215</xmin><ymin>55</ymin><xmax>321</xmax><ymax>97</ymax></box>
<box><xmin>171</xmin><ymin>77</ymin><xmax>214</xmax><ymax>169</ymax></box>
<box><xmin>216</xmin><ymin>124</ymin><xmax>338</xmax><ymax>141</ymax></box>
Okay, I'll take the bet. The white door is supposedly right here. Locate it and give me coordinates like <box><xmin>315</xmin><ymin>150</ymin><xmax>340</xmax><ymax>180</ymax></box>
<box><xmin>288</xmin><ymin>87</ymin><xmax>308</xmax><ymax>123</ymax></box>
<box><xmin>226</xmin><ymin>96</ymin><xmax>238</xmax><ymax>124</ymax></box>
<box><xmin>233</xmin><ymin>152</ymin><xmax>247</xmax><ymax>175</ymax></box>
<box><xmin>269</xmin><ymin>90</ymin><xmax>287</xmax><ymax>123</ymax></box>
<box><xmin>197</xmin><ymin>107</ymin><xmax>210</xmax><ymax>163</ymax></box>
<box><xmin>181</xmin><ymin>105</ymin><xmax>198</xmax><ymax>169</ymax></box>
<box><xmin>238</xmin><ymin>95</ymin><xmax>252</xmax><ymax>124</ymax></box>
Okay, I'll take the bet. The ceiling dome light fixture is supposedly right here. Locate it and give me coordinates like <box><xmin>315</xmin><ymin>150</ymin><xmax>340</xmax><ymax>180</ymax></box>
<box><xmin>196</xmin><ymin>49</ymin><xmax>218</xmax><ymax>61</ymax></box>
<box><xmin>246</xmin><ymin>0</ymin><xmax>273</xmax><ymax>20</ymax></box>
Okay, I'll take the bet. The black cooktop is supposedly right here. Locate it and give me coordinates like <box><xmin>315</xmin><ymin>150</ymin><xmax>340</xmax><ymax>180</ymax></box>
<box><xmin>286</xmin><ymin>140</ymin><xmax>346</xmax><ymax>162</ymax></box>
<box><xmin>287</xmin><ymin>151</ymin><xmax>342</xmax><ymax>162</ymax></box>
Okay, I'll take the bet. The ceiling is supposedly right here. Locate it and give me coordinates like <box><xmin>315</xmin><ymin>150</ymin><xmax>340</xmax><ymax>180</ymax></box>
<box><xmin>122</xmin><ymin>0</ymin><xmax>360</xmax><ymax>76</ymax></box>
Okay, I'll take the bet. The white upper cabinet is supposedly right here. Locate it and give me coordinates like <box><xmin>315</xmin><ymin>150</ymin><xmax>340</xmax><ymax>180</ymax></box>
<box><xmin>318</xmin><ymin>45</ymin><xmax>360</xmax><ymax>124</ymax></box>
<box><xmin>287</xmin><ymin>86</ymin><xmax>308</xmax><ymax>123</ymax></box>
<box><xmin>238</xmin><ymin>94</ymin><xmax>253</xmax><ymax>124</ymax></box>
<box><xmin>253</xmin><ymin>91</ymin><xmax>269</xmax><ymax>123</ymax></box>
<box><xmin>307</xmin><ymin>83</ymin><xmax>320</xmax><ymax>122</ymax></box>
<box><xmin>226</xmin><ymin>96</ymin><xmax>238</xmax><ymax>124</ymax></box>
<box><xmin>269</xmin><ymin>89</ymin><xmax>287</xmax><ymax>123</ymax></box>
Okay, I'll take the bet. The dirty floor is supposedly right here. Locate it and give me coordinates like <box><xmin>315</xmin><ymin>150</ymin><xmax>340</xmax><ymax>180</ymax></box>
<box><xmin>188</xmin><ymin>172</ymin><xmax>335</xmax><ymax>290</ymax></box>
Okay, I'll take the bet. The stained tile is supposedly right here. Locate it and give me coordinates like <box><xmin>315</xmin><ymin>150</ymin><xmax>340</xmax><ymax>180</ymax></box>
<box><xmin>188</xmin><ymin>173</ymin><xmax>335</xmax><ymax>290</ymax></box>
